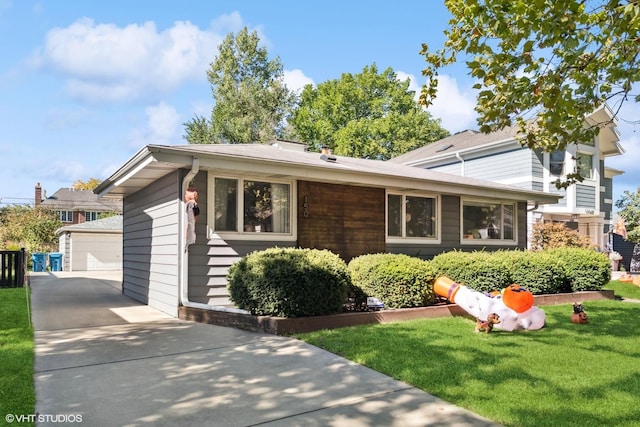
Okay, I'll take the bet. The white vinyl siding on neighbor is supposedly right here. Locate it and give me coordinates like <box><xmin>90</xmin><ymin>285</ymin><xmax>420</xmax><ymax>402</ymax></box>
<box><xmin>122</xmin><ymin>171</ymin><xmax>181</xmax><ymax>317</ymax></box>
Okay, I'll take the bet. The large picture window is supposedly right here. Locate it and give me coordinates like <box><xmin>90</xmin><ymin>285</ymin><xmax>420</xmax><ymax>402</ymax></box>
<box><xmin>387</xmin><ymin>193</ymin><xmax>437</xmax><ymax>239</ymax></box>
<box><xmin>462</xmin><ymin>201</ymin><xmax>515</xmax><ymax>241</ymax></box>
<box><xmin>213</xmin><ymin>177</ymin><xmax>291</xmax><ymax>234</ymax></box>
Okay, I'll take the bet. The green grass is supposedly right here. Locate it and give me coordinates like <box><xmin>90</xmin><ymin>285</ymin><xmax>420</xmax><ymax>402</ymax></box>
<box><xmin>605</xmin><ymin>279</ymin><xmax>640</xmax><ymax>300</ymax></box>
<box><xmin>0</xmin><ymin>288</ymin><xmax>35</xmax><ymax>427</ymax></box>
<box><xmin>298</xmin><ymin>296</ymin><xmax>640</xmax><ymax>427</ymax></box>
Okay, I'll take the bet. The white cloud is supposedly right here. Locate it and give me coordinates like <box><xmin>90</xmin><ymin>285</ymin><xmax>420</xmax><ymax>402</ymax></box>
<box><xmin>427</xmin><ymin>75</ymin><xmax>477</xmax><ymax>133</ymax></box>
<box><xmin>283</xmin><ymin>69</ymin><xmax>314</xmax><ymax>93</ymax></box>
<box><xmin>396</xmin><ymin>71</ymin><xmax>477</xmax><ymax>134</ymax></box>
<box><xmin>33</xmin><ymin>18</ymin><xmax>223</xmax><ymax>102</ymax></box>
<box><xmin>128</xmin><ymin>102</ymin><xmax>182</xmax><ymax>148</ymax></box>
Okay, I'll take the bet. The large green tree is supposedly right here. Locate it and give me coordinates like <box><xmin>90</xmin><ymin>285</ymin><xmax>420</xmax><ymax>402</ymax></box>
<box><xmin>289</xmin><ymin>64</ymin><xmax>449</xmax><ymax>160</ymax></box>
<box><xmin>421</xmin><ymin>0</ymin><xmax>640</xmax><ymax>184</ymax></box>
<box><xmin>616</xmin><ymin>187</ymin><xmax>640</xmax><ymax>243</ymax></box>
<box><xmin>0</xmin><ymin>205</ymin><xmax>61</xmax><ymax>253</ymax></box>
<box><xmin>184</xmin><ymin>27</ymin><xmax>296</xmax><ymax>144</ymax></box>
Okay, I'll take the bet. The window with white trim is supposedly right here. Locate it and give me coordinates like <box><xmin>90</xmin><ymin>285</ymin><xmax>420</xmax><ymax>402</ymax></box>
<box><xmin>462</xmin><ymin>201</ymin><xmax>515</xmax><ymax>241</ymax></box>
<box><xmin>387</xmin><ymin>193</ymin><xmax>437</xmax><ymax>239</ymax></box>
<box><xmin>85</xmin><ymin>211</ymin><xmax>99</xmax><ymax>222</ymax></box>
<box><xmin>576</xmin><ymin>152</ymin><xmax>593</xmax><ymax>179</ymax></box>
<box><xmin>549</xmin><ymin>150</ymin><xmax>565</xmax><ymax>176</ymax></box>
<box><xmin>58</xmin><ymin>211</ymin><xmax>73</xmax><ymax>222</ymax></box>
<box><xmin>212</xmin><ymin>177</ymin><xmax>291</xmax><ymax>234</ymax></box>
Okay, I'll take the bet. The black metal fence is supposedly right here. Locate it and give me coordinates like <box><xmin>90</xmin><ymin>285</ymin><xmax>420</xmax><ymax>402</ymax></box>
<box><xmin>0</xmin><ymin>249</ymin><xmax>26</xmax><ymax>288</ymax></box>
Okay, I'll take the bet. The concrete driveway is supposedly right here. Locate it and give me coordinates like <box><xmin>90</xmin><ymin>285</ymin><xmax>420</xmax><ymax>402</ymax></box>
<box><xmin>31</xmin><ymin>271</ymin><xmax>501</xmax><ymax>427</ymax></box>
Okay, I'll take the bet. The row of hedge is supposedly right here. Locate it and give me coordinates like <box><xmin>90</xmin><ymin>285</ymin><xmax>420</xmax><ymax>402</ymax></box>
<box><xmin>227</xmin><ymin>247</ymin><xmax>611</xmax><ymax>318</ymax></box>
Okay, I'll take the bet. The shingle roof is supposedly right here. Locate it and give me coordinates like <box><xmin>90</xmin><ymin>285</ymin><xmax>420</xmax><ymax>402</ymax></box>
<box><xmin>389</xmin><ymin>124</ymin><xmax>521</xmax><ymax>164</ymax></box>
<box><xmin>41</xmin><ymin>188</ymin><xmax>123</xmax><ymax>212</ymax></box>
<box><xmin>95</xmin><ymin>141</ymin><xmax>560</xmax><ymax>204</ymax></box>
<box><xmin>55</xmin><ymin>215</ymin><xmax>122</xmax><ymax>235</ymax></box>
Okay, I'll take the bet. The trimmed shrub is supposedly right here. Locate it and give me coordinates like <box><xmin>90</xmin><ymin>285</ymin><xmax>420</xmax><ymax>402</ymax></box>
<box><xmin>431</xmin><ymin>248</ymin><xmax>608</xmax><ymax>295</ymax></box>
<box><xmin>430</xmin><ymin>250</ymin><xmax>511</xmax><ymax>293</ymax></box>
<box><xmin>227</xmin><ymin>247</ymin><xmax>350</xmax><ymax>317</ymax></box>
<box><xmin>546</xmin><ymin>247</ymin><xmax>610</xmax><ymax>291</ymax></box>
<box><xmin>348</xmin><ymin>253</ymin><xmax>436</xmax><ymax>308</ymax></box>
<box><xmin>503</xmin><ymin>250</ymin><xmax>567</xmax><ymax>294</ymax></box>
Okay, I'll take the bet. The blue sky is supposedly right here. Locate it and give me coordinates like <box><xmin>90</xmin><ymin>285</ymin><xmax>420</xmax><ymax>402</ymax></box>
<box><xmin>0</xmin><ymin>1</ymin><xmax>637</xmax><ymax>209</ymax></box>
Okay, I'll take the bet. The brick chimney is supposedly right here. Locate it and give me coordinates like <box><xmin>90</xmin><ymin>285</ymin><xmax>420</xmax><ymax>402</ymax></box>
<box><xmin>35</xmin><ymin>182</ymin><xmax>42</xmax><ymax>207</ymax></box>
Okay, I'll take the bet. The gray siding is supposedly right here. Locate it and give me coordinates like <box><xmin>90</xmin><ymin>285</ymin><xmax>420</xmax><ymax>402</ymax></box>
<box><xmin>464</xmin><ymin>148</ymin><xmax>531</xmax><ymax>186</ymax></box>
<box><xmin>601</xmin><ymin>160</ymin><xmax>613</xmax><ymax>222</ymax></box>
<box><xmin>430</xmin><ymin>162</ymin><xmax>462</xmax><ymax>175</ymax></box>
<box><xmin>123</xmin><ymin>171</ymin><xmax>181</xmax><ymax>317</ymax></box>
<box><xmin>430</xmin><ymin>149</ymin><xmax>537</xmax><ymax>190</ymax></box>
<box><xmin>532</xmin><ymin>150</ymin><xmax>544</xmax><ymax>180</ymax></box>
<box><xmin>576</xmin><ymin>184</ymin><xmax>596</xmax><ymax>209</ymax></box>
<box><xmin>185</xmin><ymin>172</ymin><xmax>296</xmax><ymax>306</ymax></box>
<box><xmin>548</xmin><ymin>184</ymin><xmax>567</xmax><ymax>207</ymax></box>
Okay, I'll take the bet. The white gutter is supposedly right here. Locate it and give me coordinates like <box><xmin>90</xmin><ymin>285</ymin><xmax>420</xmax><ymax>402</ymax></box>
<box><xmin>178</xmin><ymin>157</ymin><xmax>249</xmax><ymax>314</ymax></box>
<box><xmin>455</xmin><ymin>151</ymin><xmax>465</xmax><ymax>176</ymax></box>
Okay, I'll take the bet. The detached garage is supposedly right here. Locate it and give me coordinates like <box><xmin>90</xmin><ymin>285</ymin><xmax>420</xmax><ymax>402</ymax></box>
<box><xmin>56</xmin><ymin>215</ymin><xmax>123</xmax><ymax>271</ymax></box>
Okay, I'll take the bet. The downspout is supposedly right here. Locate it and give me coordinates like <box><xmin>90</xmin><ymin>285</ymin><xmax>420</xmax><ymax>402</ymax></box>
<box><xmin>455</xmin><ymin>151</ymin><xmax>465</xmax><ymax>176</ymax></box>
<box><xmin>178</xmin><ymin>157</ymin><xmax>248</xmax><ymax>314</ymax></box>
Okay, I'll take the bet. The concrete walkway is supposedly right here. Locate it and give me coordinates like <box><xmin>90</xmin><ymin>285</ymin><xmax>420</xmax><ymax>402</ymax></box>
<box><xmin>31</xmin><ymin>271</ymin><xmax>502</xmax><ymax>427</ymax></box>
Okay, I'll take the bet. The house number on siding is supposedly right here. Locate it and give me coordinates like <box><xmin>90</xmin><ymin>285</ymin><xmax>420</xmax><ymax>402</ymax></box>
<box><xmin>303</xmin><ymin>196</ymin><xmax>309</xmax><ymax>218</ymax></box>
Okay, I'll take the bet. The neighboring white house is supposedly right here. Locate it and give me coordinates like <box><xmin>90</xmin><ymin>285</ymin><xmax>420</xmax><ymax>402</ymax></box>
<box><xmin>55</xmin><ymin>215</ymin><xmax>123</xmax><ymax>271</ymax></box>
<box><xmin>390</xmin><ymin>106</ymin><xmax>625</xmax><ymax>250</ymax></box>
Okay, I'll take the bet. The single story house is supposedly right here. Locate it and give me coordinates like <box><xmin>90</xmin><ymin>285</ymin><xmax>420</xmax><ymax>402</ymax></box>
<box><xmin>55</xmin><ymin>215</ymin><xmax>123</xmax><ymax>271</ymax></box>
<box><xmin>94</xmin><ymin>140</ymin><xmax>560</xmax><ymax>317</ymax></box>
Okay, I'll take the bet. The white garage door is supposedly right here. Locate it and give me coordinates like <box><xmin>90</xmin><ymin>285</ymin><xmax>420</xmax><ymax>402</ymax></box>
<box><xmin>71</xmin><ymin>233</ymin><xmax>122</xmax><ymax>271</ymax></box>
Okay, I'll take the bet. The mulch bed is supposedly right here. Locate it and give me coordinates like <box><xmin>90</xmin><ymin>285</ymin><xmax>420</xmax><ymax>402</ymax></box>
<box><xmin>178</xmin><ymin>290</ymin><xmax>615</xmax><ymax>336</ymax></box>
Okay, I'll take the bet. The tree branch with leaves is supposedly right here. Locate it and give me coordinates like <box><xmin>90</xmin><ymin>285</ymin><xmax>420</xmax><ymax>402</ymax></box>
<box><xmin>421</xmin><ymin>0</ymin><xmax>640</xmax><ymax>185</ymax></box>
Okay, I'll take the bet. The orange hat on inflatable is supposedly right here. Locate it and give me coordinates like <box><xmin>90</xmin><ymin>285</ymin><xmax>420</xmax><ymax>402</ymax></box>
<box><xmin>502</xmin><ymin>284</ymin><xmax>534</xmax><ymax>313</ymax></box>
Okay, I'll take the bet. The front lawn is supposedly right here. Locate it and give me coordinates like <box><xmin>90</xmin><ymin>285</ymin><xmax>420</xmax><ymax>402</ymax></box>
<box><xmin>0</xmin><ymin>288</ymin><xmax>35</xmax><ymax>426</ymax></box>
<box><xmin>297</xmin><ymin>287</ymin><xmax>640</xmax><ymax>427</ymax></box>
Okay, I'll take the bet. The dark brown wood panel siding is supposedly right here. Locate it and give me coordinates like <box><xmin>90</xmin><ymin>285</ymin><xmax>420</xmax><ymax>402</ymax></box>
<box><xmin>297</xmin><ymin>181</ymin><xmax>385</xmax><ymax>260</ymax></box>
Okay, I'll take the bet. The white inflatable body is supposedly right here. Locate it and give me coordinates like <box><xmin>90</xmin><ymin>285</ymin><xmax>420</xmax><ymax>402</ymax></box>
<box><xmin>434</xmin><ymin>276</ymin><xmax>546</xmax><ymax>331</ymax></box>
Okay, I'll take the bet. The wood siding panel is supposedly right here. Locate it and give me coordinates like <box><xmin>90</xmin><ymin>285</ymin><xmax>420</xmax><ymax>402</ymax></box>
<box><xmin>297</xmin><ymin>181</ymin><xmax>385</xmax><ymax>261</ymax></box>
<box><xmin>122</xmin><ymin>171</ymin><xmax>180</xmax><ymax>317</ymax></box>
